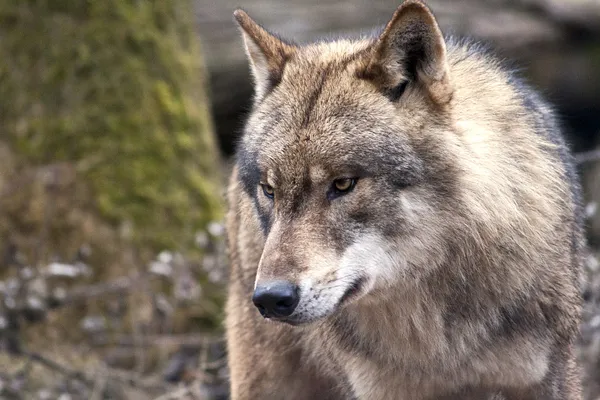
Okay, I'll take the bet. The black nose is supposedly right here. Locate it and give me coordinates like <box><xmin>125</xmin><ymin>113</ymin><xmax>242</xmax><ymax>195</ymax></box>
<box><xmin>252</xmin><ymin>281</ymin><xmax>300</xmax><ymax>318</ymax></box>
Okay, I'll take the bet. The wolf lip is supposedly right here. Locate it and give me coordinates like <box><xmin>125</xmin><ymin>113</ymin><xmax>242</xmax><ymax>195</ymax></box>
<box><xmin>280</xmin><ymin>319</ymin><xmax>301</xmax><ymax>326</ymax></box>
<box><xmin>270</xmin><ymin>316</ymin><xmax>301</xmax><ymax>326</ymax></box>
<box><xmin>340</xmin><ymin>277</ymin><xmax>365</xmax><ymax>304</ymax></box>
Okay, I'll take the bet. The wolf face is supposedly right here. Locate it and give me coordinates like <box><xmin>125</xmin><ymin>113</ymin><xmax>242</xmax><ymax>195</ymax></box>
<box><xmin>234</xmin><ymin>1</ymin><xmax>460</xmax><ymax>325</ymax></box>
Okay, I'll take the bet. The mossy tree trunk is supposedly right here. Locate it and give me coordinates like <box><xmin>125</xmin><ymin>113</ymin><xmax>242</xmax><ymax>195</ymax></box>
<box><xmin>0</xmin><ymin>0</ymin><xmax>223</xmax><ymax>254</ymax></box>
<box><xmin>0</xmin><ymin>0</ymin><xmax>225</xmax><ymax>352</ymax></box>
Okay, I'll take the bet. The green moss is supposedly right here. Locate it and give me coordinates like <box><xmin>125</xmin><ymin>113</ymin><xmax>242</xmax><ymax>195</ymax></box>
<box><xmin>0</xmin><ymin>0</ymin><xmax>223</xmax><ymax>252</ymax></box>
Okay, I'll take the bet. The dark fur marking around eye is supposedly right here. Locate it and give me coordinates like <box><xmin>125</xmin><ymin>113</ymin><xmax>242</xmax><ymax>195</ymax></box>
<box><xmin>236</xmin><ymin>145</ymin><xmax>260</xmax><ymax>198</ymax></box>
<box><xmin>236</xmin><ymin>145</ymin><xmax>271</xmax><ymax>234</ymax></box>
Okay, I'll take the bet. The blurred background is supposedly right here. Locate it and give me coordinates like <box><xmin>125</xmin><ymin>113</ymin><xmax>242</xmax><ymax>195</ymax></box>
<box><xmin>0</xmin><ymin>1</ymin><xmax>599</xmax><ymax>399</ymax></box>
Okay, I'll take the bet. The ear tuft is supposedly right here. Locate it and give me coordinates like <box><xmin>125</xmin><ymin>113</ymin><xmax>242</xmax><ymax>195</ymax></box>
<box><xmin>233</xmin><ymin>9</ymin><xmax>295</xmax><ymax>101</ymax></box>
<box><xmin>360</xmin><ymin>0</ymin><xmax>452</xmax><ymax>104</ymax></box>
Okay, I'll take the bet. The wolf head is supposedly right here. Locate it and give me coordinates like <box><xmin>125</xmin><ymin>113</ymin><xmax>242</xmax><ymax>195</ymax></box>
<box><xmin>234</xmin><ymin>0</ymin><xmax>459</xmax><ymax>325</ymax></box>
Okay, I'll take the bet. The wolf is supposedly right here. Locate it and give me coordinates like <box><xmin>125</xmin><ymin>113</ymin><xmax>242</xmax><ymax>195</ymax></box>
<box><xmin>224</xmin><ymin>1</ymin><xmax>585</xmax><ymax>398</ymax></box>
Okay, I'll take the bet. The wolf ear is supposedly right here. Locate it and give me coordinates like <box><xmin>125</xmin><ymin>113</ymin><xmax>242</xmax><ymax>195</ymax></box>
<box><xmin>233</xmin><ymin>9</ymin><xmax>295</xmax><ymax>100</ymax></box>
<box><xmin>360</xmin><ymin>0</ymin><xmax>452</xmax><ymax>104</ymax></box>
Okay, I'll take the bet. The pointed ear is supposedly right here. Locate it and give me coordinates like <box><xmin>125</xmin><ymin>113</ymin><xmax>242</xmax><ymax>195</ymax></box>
<box><xmin>233</xmin><ymin>9</ymin><xmax>295</xmax><ymax>100</ymax></box>
<box><xmin>360</xmin><ymin>0</ymin><xmax>452</xmax><ymax>104</ymax></box>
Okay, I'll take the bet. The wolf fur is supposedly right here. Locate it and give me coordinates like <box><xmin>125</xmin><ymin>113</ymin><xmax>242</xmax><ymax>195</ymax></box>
<box><xmin>225</xmin><ymin>1</ymin><xmax>585</xmax><ymax>398</ymax></box>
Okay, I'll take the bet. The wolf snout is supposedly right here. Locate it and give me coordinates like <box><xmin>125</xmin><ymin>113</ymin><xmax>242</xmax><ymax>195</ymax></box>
<box><xmin>252</xmin><ymin>281</ymin><xmax>300</xmax><ymax>318</ymax></box>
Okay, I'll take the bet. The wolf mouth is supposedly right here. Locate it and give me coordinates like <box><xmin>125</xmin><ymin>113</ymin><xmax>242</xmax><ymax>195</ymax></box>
<box><xmin>272</xmin><ymin>278</ymin><xmax>367</xmax><ymax>326</ymax></box>
<box><xmin>339</xmin><ymin>277</ymin><xmax>366</xmax><ymax>305</ymax></box>
<box><xmin>274</xmin><ymin>318</ymin><xmax>301</xmax><ymax>326</ymax></box>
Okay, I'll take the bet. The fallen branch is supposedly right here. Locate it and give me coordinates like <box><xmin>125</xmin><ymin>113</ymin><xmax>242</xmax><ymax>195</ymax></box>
<box><xmin>576</xmin><ymin>149</ymin><xmax>600</xmax><ymax>165</ymax></box>
<box><xmin>21</xmin><ymin>350</ymin><xmax>93</xmax><ymax>386</ymax></box>
<box><xmin>96</xmin><ymin>366</ymin><xmax>173</xmax><ymax>393</ymax></box>
<box><xmin>58</xmin><ymin>275</ymin><xmax>145</xmax><ymax>306</ymax></box>
<box><xmin>91</xmin><ymin>334</ymin><xmax>223</xmax><ymax>348</ymax></box>
<box><xmin>152</xmin><ymin>383</ymin><xmax>204</xmax><ymax>400</ymax></box>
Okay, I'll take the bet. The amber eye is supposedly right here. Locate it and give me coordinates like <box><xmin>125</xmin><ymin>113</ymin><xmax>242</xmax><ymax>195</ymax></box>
<box><xmin>261</xmin><ymin>183</ymin><xmax>274</xmax><ymax>199</ymax></box>
<box><xmin>333</xmin><ymin>178</ymin><xmax>357</xmax><ymax>194</ymax></box>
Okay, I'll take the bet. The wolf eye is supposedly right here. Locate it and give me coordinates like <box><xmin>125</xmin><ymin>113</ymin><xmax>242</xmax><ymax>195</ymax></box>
<box><xmin>333</xmin><ymin>178</ymin><xmax>357</xmax><ymax>195</ymax></box>
<box><xmin>261</xmin><ymin>183</ymin><xmax>274</xmax><ymax>199</ymax></box>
